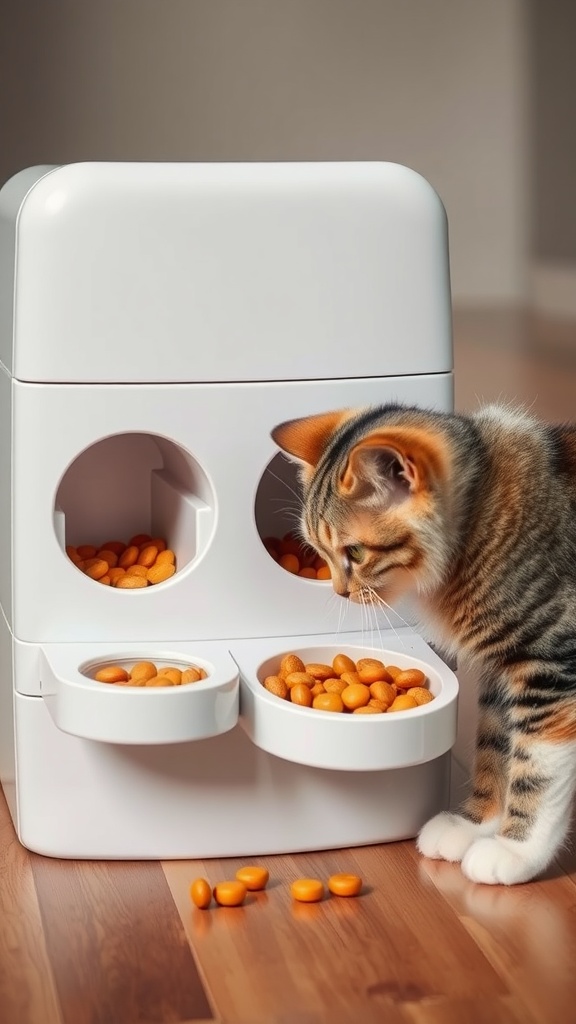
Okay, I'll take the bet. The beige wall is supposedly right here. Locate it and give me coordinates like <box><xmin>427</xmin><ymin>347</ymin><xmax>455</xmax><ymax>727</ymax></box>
<box><xmin>531</xmin><ymin>0</ymin><xmax>576</xmax><ymax>262</ymax></box>
<box><xmin>0</xmin><ymin>0</ymin><xmax>529</xmax><ymax>305</ymax></box>
<box><xmin>529</xmin><ymin>0</ymin><xmax>576</xmax><ymax>319</ymax></box>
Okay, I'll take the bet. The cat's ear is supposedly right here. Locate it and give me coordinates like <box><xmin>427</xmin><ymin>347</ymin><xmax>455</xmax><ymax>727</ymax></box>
<box><xmin>271</xmin><ymin>410</ymin><xmax>352</xmax><ymax>467</ymax></box>
<box><xmin>340</xmin><ymin>430</ymin><xmax>442</xmax><ymax>503</ymax></box>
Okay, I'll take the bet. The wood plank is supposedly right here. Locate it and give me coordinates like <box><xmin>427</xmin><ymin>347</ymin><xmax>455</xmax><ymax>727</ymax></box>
<box><xmin>0</xmin><ymin>789</ymin><xmax>63</xmax><ymax>1024</ymax></box>
<box><xmin>417</xmin><ymin>848</ymin><xmax>576</xmax><ymax>1024</ymax></box>
<box><xmin>164</xmin><ymin>842</ymin><xmax>508</xmax><ymax>1024</ymax></box>
<box><xmin>30</xmin><ymin>854</ymin><xmax>213</xmax><ymax>1024</ymax></box>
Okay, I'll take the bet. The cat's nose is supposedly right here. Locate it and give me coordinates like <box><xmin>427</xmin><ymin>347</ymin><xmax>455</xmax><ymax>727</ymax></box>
<box><xmin>333</xmin><ymin>580</ymin><xmax>350</xmax><ymax>598</ymax></box>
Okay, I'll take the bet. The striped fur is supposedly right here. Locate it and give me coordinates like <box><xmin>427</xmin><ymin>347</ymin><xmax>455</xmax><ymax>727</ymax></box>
<box><xmin>271</xmin><ymin>403</ymin><xmax>576</xmax><ymax>884</ymax></box>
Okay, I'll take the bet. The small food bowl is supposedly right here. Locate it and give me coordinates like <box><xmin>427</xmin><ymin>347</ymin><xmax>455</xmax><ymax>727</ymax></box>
<box><xmin>39</xmin><ymin>643</ymin><xmax>239</xmax><ymax>745</ymax></box>
<box><xmin>238</xmin><ymin>639</ymin><xmax>458</xmax><ymax>771</ymax></box>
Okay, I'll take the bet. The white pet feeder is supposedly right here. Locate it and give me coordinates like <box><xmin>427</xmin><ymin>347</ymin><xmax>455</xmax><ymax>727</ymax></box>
<box><xmin>0</xmin><ymin>161</ymin><xmax>457</xmax><ymax>858</ymax></box>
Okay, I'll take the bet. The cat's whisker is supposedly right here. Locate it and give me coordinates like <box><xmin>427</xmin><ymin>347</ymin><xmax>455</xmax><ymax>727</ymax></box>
<box><xmin>366</xmin><ymin>586</ymin><xmax>410</xmax><ymax>649</ymax></box>
<box><xmin>264</xmin><ymin>467</ymin><xmax>305</xmax><ymax>506</ymax></box>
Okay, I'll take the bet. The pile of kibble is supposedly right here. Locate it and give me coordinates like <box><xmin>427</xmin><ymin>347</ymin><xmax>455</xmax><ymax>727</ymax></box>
<box><xmin>66</xmin><ymin>534</ymin><xmax>176</xmax><ymax>588</ymax></box>
<box><xmin>92</xmin><ymin>660</ymin><xmax>207</xmax><ymax>687</ymax></box>
<box><xmin>262</xmin><ymin>652</ymin><xmax>433</xmax><ymax>713</ymax></box>
<box><xmin>263</xmin><ymin>532</ymin><xmax>331</xmax><ymax>580</ymax></box>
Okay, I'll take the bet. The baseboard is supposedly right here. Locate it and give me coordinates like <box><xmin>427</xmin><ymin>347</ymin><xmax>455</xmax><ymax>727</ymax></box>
<box><xmin>532</xmin><ymin>262</ymin><xmax>576</xmax><ymax>319</ymax></box>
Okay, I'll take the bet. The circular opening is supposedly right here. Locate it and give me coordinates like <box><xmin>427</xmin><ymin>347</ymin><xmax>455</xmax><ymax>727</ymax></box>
<box><xmin>255</xmin><ymin>646</ymin><xmax>441</xmax><ymax>716</ymax></box>
<box><xmin>79</xmin><ymin>652</ymin><xmax>214</xmax><ymax>688</ymax></box>
<box><xmin>254</xmin><ymin>453</ymin><xmax>331</xmax><ymax>582</ymax></box>
<box><xmin>54</xmin><ymin>432</ymin><xmax>216</xmax><ymax>590</ymax></box>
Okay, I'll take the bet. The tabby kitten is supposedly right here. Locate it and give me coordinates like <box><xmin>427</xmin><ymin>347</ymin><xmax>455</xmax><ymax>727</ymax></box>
<box><xmin>271</xmin><ymin>403</ymin><xmax>576</xmax><ymax>885</ymax></box>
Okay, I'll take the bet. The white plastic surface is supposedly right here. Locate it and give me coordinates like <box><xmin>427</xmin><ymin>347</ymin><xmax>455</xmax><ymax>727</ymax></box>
<box><xmin>0</xmin><ymin>165</ymin><xmax>56</xmax><ymax>377</ymax></box>
<box><xmin>40</xmin><ymin>642</ymin><xmax>239</xmax><ymax>744</ymax></box>
<box><xmin>13</xmin><ymin>688</ymin><xmax>452</xmax><ymax>859</ymax></box>
<box><xmin>9</xmin><ymin>373</ymin><xmax>452</xmax><ymax>644</ymax></box>
<box><xmin>236</xmin><ymin>631</ymin><xmax>458</xmax><ymax>771</ymax></box>
<box><xmin>0</xmin><ymin>160</ymin><xmax>457</xmax><ymax>859</ymax></box>
<box><xmin>3</xmin><ymin>162</ymin><xmax>452</xmax><ymax>383</ymax></box>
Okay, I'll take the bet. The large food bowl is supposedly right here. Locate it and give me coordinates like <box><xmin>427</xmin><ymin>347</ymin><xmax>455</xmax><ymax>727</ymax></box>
<box><xmin>236</xmin><ymin>634</ymin><xmax>459</xmax><ymax>771</ymax></box>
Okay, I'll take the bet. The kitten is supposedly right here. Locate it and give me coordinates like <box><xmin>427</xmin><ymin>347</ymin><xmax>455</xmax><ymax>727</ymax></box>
<box><xmin>271</xmin><ymin>402</ymin><xmax>576</xmax><ymax>885</ymax></box>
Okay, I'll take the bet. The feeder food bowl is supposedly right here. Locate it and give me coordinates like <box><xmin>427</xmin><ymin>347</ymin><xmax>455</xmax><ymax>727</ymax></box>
<box><xmin>39</xmin><ymin>643</ymin><xmax>239</xmax><ymax>745</ymax></box>
<box><xmin>237</xmin><ymin>636</ymin><xmax>458</xmax><ymax>772</ymax></box>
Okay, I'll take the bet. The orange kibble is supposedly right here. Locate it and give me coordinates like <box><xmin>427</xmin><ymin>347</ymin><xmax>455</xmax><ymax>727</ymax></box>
<box><xmin>316</xmin><ymin>566</ymin><xmax>332</xmax><ymax>580</ymax></box>
<box><xmin>290</xmin><ymin>683</ymin><xmax>313</xmax><ymax>707</ymax></box>
<box><xmin>341</xmin><ymin>683</ymin><xmax>371</xmax><ymax>711</ymax></box>
<box><xmin>119</xmin><ymin>545</ymin><xmax>139</xmax><ymax>568</ymax></box>
<box><xmin>356</xmin><ymin>658</ymin><xmax>394</xmax><ymax>685</ymax></box>
<box><xmin>148</xmin><ymin>537</ymin><xmax>167</xmax><ymax>553</ymax></box>
<box><xmin>279</xmin><ymin>553</ymin><xmax>300</xmax><ymax>574</ymax></box>
<box><xmin>312</xmin><ymin>691</ymin><xmax>344</xmax><ymax>713</ymax></box>
<box><xmin>368</xmin><ymin>698</ymin><xmax>389</xmax><ymax>712</ymax></box>
<box><xmin>235</xmin><ymin>866</ymin><xmax>269</xmax><ymax>891</ymax></box>
<box><xmin>323</xmin><ymin>678</ymin><xmax>348</xmax><ymax>695</ymax></box>
<box><xmin>115</xmin><ymin>574</ymin><xmax>148</xmax><ymax>589</ymax></box>
<box><xmin>384</xmin><ymin>665</ymin><xmax>402</xmax><ymax>680</ymax></box>
<box><xmin>147</xmin><ymin>563</ymin><xmax>176</xmax><ymax>585</ymax></box>
<box><xmin>298</xmin><ymin>567</ymin><xmax>317</xmax><ymax>579</ymax></box>
<box><xmin>156</xmin><ymin>549</ymin><xmax>176</xmax><ymax>565</ymax></box>
<box><xmin>94</xmin><ymin>665</ymin><xmax>129</xmax><ymax>684</ymax></box>
<box><xmin>83</xmin><ymin>558</ymin><xmax>110</xmax><ymax>581</ymax></box>
<box><xmin>290</xmin><ymin>878</ymin><xmax>324</xmax><ymax>903</ymax></box>
<box><xmin>137</xmin><ymin>544</ymin><xmax>159</xmax><ymax>568</ymax></box>
<box><xmin>181</xmin><ymin>668</ymin><xmax>202</xmax><ymax>684</ymax></box>
<box><xmin>157</xmin><ymin>667</ymin><xmax>182</xmax><ymax>685</ymax></box>
<box><xmin>280</xmin><ymin>654</ymin><xmax>305</xmax><ymax>676</ymax></box>
<box><xmin>129</xmin><ymin>533</ymin><xmax>152</xmax><ymax>547</ymax></box>
<box><xmin>189</xmin><ymin>877</ymin><xmax>212</xmax><ymax>909</ymax></box>
<box><xmin>100</xmin><ymin>540</ymin><xmax>126</xmax><ymax>556</ymax></box>
<box><xmin>327</xmin><ymin>873</ymin><xmax>363</xmax><ymax>897</ymax></box>
<box><xmin>408</xmin><ymin>686</ymin><xmax>434</xmax><ymax>705</ymax></box>
<box><xmin>197</xmin><ymin>668</ymin><xmax>208</xmax><ymax>680</ymax></box>
<box><xmin>313</xmin><ymin>556</ymin><xmax>327</xmax><ymax>570</ymax></box>
<box><xmin>66</xmin><ymin>545</ymin><xmax>82</xmax><ymax>564</ymax></box>
<box><xmin>146</xmin><ymin>676</ymin><xmax>177</xmax><ymax>686</ymax></box>
<box><xmin>264</xmin><ymin>675</ymin><xmax>289</xmax><ymax>699</ymax></box>
<box><xmin>309</xmin><ymin>682</ymin><xmax>326</xmax><ymax>698</ymax></box>
<box><xmin>99</xmin><ymin>575</ymin><xmax>111</xmax><ymax>586</ymax></box>
<box><xmin>108</xmin><ymin>567</ymin><xmax>127</xmax><ymax>585</ymax></box>
<box><xmin>127</xmin><ymin>564</ymin><xmax>149</xmax><ymax>577</ymax></box>
<box><xmin>279</xmin><ymin>537</ymin><xmax>302</xmax><ymax>557</ymax></box>
<box><xmin>213</xmin><ymin>880</ymin><xmax>247</xmax><ymax>907</ymax></box>
<box><xmin>97</xmin><ymin>549</ymin><xmax>119</xmax><ymax>568</ymax></box>
<box><xmin>77</xmin><ymin>544</ymin><xmax>97</xmax><ymax>559</ymax></box>
<box><xmin>305</xmin><ymin>663</ymin><xmax>335</xmax><ymax>681</ymax></box>
<box><xmin>339</xmin><ymin>671</ymin><xmax>361</xmax><ymax>687</ymax></box>
<box><xmin>388</xmin><ymin>694</ymin><xmax>419</xmax><ymax>712</ymax></box>
<box><xmin>298</xmin><ymin>546</ymin><xmax>318</xmax><ymax>568</ymax></box>
<box><xmin>353</xmin><ymin>705</ymin><xmax>382</xmax><ymax>714</ymax></box>
<box><xmin>394</xmin><ymin>668</ymin><xmax>427</xmax><ymax>690</ymax></box>
<box><xmin>285</xmin><ymin>672</ymin><xmax>316</xmax><ymax>689</ymax></box>
<box><xmin>332</xmin><ymin>653</ymin><xmax>357</xmax><ymax>675</ymax></box>
<box><xmin>130</xmin><ymin>661</ymin><xmax>157</xmax><ymax>684</ymax></box>
<box><xmin>369</xmin><ymin>680</ymin><xmax>397</xmax><ymax>706</ymax></box>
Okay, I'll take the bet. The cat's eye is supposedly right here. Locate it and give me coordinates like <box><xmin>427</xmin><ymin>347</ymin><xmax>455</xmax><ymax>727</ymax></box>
<box><xmin>345</xmin><ymin>544</ymin><xmax>366</xmax><ymax>564</ymax></box>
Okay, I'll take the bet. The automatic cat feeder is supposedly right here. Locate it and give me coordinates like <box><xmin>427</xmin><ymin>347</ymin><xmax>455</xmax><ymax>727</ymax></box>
<box><xmin>0</xmin><ymin>162</ymin><xmax>458</xmax><ymax>858</ymax></box>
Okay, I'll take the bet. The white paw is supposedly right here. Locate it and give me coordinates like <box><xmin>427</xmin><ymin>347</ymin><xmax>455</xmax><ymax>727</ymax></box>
<box><xmin>417</xmin><ymin>812</ymin><xmax>498</xmax><ymax>863</ymax></box>
<box><xmin>461</xmin><ymin>836</ymin><xmax>543</xmax><ymax>885</ymax></box>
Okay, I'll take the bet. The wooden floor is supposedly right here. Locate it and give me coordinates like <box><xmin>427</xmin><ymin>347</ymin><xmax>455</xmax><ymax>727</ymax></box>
<box><xmin>2</xmin><ymin>308</ymin><xmax>576</xmax><ymax>1024</ymax></box>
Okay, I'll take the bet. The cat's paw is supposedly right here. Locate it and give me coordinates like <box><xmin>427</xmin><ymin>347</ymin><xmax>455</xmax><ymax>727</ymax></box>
<box><xmin>417</xmin><ymin>812</ymin><xmax>499</xmax><ymax>863</ymax></box>
<box><xmin>461</xmin><ymin>836</ymin><xmax>545</xmax><ymax>885</ymax></box>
